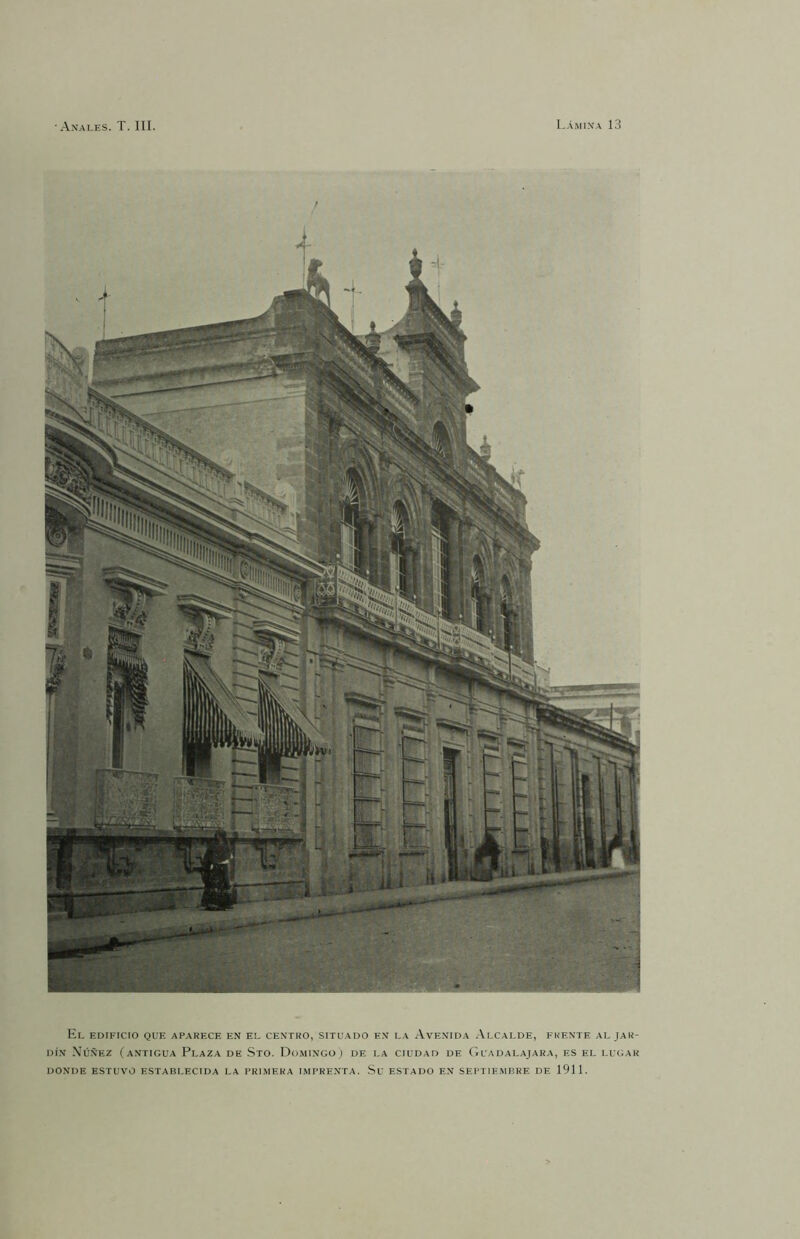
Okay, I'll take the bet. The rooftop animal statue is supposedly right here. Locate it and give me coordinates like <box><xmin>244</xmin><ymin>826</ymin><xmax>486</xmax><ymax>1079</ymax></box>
<box><xmin>306</xmin><ymin>258</ymin><xmax>331</xmax><ymax>306</ymax></box>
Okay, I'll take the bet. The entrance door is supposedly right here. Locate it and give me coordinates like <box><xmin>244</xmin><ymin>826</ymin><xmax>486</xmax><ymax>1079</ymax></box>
<box><xmin>442</xmin><ymin>749</ymin><xmax>458</xmax><ymax>881</ymax></box>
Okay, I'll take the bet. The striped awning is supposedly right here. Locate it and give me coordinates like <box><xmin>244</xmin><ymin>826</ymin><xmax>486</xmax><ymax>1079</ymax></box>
<box><xmin>258</xmin><ymin>675</ymin><xmax>330</xmax><ymax>756</ymax></box>
<box><xmin>183</xmin><ymin>653</ymin><xmax>263</xmax><ymax>748</ymax></box>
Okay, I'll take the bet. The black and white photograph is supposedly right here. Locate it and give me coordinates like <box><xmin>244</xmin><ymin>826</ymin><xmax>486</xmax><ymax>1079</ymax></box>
<box><xmin>3</xmin><ymin>2</ymin><xmax>798</xmax><ymax>1236</ymax></box>
<box><xmin>45</xmin><ymin>171</ymin><xmax>639</xmax><ymax>992</ymax></box>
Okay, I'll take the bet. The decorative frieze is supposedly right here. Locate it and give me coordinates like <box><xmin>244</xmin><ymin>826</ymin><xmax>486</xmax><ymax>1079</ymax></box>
<box><xmin>95</xmin><ymin>769</ymin><xmax>158</xmax><ymax>828</ymax></box>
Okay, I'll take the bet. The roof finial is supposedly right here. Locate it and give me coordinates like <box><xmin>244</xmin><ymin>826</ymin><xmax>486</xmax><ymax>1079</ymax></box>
<box><xmin>480</xmin><ymin>434</ymin><xmax>491</xmax><ymax>461</ymax></box>
<box><xmin>409</xmin><ymin>248</ymin><xmax>423</xmax><ymax>279</ymax></box>
<box><xmin>365</xmin><ymin>320</ymin><xmax>381</xmax><ymax>353</ymax></box>
<box><xmin>450</xmin><ymin>299</ymin><xmax>462</xmax><ymax>328</ymax></box>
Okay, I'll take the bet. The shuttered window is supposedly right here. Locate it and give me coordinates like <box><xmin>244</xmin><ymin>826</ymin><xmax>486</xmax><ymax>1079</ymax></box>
<box><xmin>401</xmin><ymin>731</ymin><xmax>426</xmax><ymax>848</ymax></box>
<box><xmin>353</xmin><ymin>721</ymin><xmax>381</xmax><ymax>849</ymax></box>
<box><xmin>483</xmin><ymin>748</ymin><xmax>502</xmax><ymax>840</ymax></box>
<box><xmin>511</xmin><ymin>755</ymin><xmax>529</xmax><ymax>849</ymax></box>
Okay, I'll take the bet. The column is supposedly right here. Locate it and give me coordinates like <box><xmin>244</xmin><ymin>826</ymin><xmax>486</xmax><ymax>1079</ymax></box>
<box><xmin>382</xmin><ymin>651</ymin><xmax>400</xmax><ymax>888</ymax></box>
<box><xmin>526</xmin><ymin>702</ymin><xmax>543</xmax><ymax>874</ymax></box>
<box><xmin>319</xmin><ymin>645</ymin><xmax>350</xmax><ymax>894</ymax></box>
<box><xmin>425</xmin><ymin>666</ymin><xmax>441</xmax><ymax>883</ymax></box>
<box><xmin>361</xmin><ymin>512</ymin><xmax>376</xmax><ymax>579</ymax></box>
<box><xmin>447</xmin><ymin>513</ymin><xmax>463</xmax><ymax>621</ymax></box>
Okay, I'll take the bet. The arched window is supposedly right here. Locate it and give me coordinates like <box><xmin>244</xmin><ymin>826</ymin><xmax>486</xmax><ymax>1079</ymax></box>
<box><xmin>471</xmin><ymin>557</ymin><xmax>487</xmax><ymax>633</ymax></box>
<box><xmin>431</xmin><ymin>503</ymin><xmax>450</xmax><ymax>617</ymax></box>
<box><xmin>432</xmin><ymin>421</ymin><xmax>452</xmax><ymax>463</ymax></box>
<box><xmin>390</xmin><ymin>502</ymin><xmax>409</xmax><ymax>596</ymax></box>
<box><xmin>500</xmin><ymin>576</ymin><xmax>514</xmax><ymax>652</ymax></box>
<box><xmin>340</xmin><ymin>472</ymin><xmax>362</xmax><ymax>572</ymax></box>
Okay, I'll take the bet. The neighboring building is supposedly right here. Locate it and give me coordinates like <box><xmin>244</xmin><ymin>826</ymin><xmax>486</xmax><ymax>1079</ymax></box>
<box><xmin>45</xmin><ymin>333</ymin><xmax>328</xmax><ymax>918</ymax></box>
<box><xmin>546</xmin><ymin>682</ymin><xmax>640</xmax><ymax>748</ymax></box>
<box><xmin>47</xmin><ymin>250</ymin><xmax>638</xmax><ymax>919</ymax></box>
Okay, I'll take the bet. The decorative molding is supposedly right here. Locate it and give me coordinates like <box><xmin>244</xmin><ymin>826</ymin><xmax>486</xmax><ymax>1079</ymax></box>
<box><xmin>46</xmin><ymin>646</ymin><xmax>66</xmax><ymax>694</ymax></box>
<box><xmin>176</xmin><ymin>594</ymin><xmax>233</xmax><ymax>618</ymax></box>
<box><xmin>45</xmin><ymin>444</ymin><xmax>92</xmax><ymax>514</ymax></box>
<box><xmin>45</xmin><ymin>507</ymin><xmax>68</xmax><ymax>547</ymax></box>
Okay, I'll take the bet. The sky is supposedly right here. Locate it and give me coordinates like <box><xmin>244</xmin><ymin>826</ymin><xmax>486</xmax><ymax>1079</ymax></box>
<box><xmin>44</xmin><ymin>170</ymin><xmax>639</xmax><ymax>685</ymax></box>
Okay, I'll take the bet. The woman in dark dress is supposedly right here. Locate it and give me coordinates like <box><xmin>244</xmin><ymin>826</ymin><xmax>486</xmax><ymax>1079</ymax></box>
<box><xmin>200</xmin><ymin>830</ymin><xmax>234</xmax><ymax>909</ymax></box>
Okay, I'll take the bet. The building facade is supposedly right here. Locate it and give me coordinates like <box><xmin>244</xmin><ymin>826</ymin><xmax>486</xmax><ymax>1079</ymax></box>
<box><xmin>546</xmin><ymin>682</ymin><xmax>640</xmax><ymax>748</ymax></box>
<box><xmin>69</xmin><ymin>250</ymin><xmax>638</xmax><ymax>909</ymax></box>
<box><xmin>46</xmin><ymin>333</ymin><xmax>328</xmax><ymax>918</ymax></box>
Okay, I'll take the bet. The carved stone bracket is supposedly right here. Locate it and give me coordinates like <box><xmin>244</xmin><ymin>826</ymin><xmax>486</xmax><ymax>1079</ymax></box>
<box><xmin>257</xmin><ymin>636</ymin><xmax>286</xmax><ymax>673</ymax></box>
<box><xmin>177</xmin><ymin>595</ymin><xmax>233</xmax><ymax>657</ymax></box>
<box><xmin>175</xmin><ymin>838</ymin><xmax>205</xmax><ymax>875</ymax></box>
<box><xmin>95</xmin><ymin>838</ymin><xmax>144</xmax><ymax>877</ymax></box>
<box><xmin>254</xmin><ymin>837</ymin><xmax>294</xmax><ymax>871</ymax></box>
<box><xmin>253</xmin><ymin>621</ymin><xmax>298</xmax><ymax>673</ymax></box>
<box><xmin>45</xmin><ymin>506</ymin><xmax>68</xmax><ymax>548</ymax></box>
<box><xmin>184</xmin><ymin>610</ymin><xmax>217</xmax><ymax>655</ymax></box>
<box><xmin>103</xmin><ymin>567</ymin><xmax>168</xmax><ymax>635</ymax></box>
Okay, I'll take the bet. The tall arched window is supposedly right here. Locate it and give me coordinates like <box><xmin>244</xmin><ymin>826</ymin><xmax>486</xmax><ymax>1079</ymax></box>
<box><xmin>431</xmin><ymin>503</ymin><xmax>450</xmax><ymax>617</ymax></box>
<box><xmin>500</xmin><ymin>576</ymin><xmax>514</xmax><ymax>651</ymax></box>
<box><xmin>432</xmin><ymin>421</ymin><xmax>452</xmax><ymax>463</ymax></box>
<box><xmin>340</xmin><ymin>472</ymin><xmax>362</xmax><ymax>572</ymax></box>
<box><xmin>390</xmin><ymin>502</ymin><xmax>409</xmax><ymax>596</ymax></box>
<box><xmin>471</xmin><ymin>557</ymin><xmax>487</xmax><ymax>633</ymax></box>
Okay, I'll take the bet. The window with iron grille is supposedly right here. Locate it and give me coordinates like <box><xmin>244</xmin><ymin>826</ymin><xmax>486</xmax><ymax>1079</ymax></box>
<box><xmin>401</xmin><ymin>730</ymin><xmax>426</xmax><ymax>848</ymax></box>
<box><xmin>340</xmin><ymin>472</ymin><xmax>361</xmax><ymax>572</ymax></box>
<box><xmin>500</xmin><ymin>576</ymin><xmax>514</xmax><ymax>651</ymax></box>
<box><xmin>353</xmin><ymin>720</ymin><xmax>381</xmax><ymax>849</ymax></box>
<box><xmin>432</xmin><ymin>421</ymin><xmax>451</xmax><ymax>462</ymax></box>
<box><xmin>511</xmin><ymin>754</ymin><xmax>529</xmax><ymax>848</ymax></box>
<box><xmin>471</xmin><ymin>557</ymin><xmax>487</xmax><ymax>632</ymax></box>
<box><xmin>390</xmin><ymin>502</ymin><xmax>408</xmax><ymax>596</ymax></box>
<box><xmin>482</xmin><ymin>747</ymin><xmax>502</xmax><ymax>839</ymax></box>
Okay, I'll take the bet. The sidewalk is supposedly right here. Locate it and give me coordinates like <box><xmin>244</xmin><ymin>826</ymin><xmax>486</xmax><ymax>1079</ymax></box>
<box><xmin>48</xmin><ymin>865</ymin><xmax>639</xmax><ymax>956</ymax></box>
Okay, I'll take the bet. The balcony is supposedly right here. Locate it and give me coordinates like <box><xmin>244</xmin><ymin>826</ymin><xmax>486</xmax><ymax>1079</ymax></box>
<box><xmin>252</xmin><ymin>785</ymin><xmax>301</xmax><ymax>834</ymax></box>
<box><xmin>95</xmin><ymin>770</ymin><xmax>158</xmax><ymax>829</ymax></box>
<box><xmin>173</xmin><ymin>777</ymin><xmax>226</xmax><ymax>832</ymax></box>
<box><xmin>315</xmin><ymin>562</ymin><xmax>546</xmax><ymax>692</ymax></box>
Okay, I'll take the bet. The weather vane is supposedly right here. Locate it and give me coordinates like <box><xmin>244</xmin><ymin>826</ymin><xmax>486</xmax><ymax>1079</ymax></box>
<box><xmin>98</xmin><ymin>283</ymin><xmax>109</xmax><ymax>340</ymax></box>
<box><xmin>431</xmin><ymin>253</ymin><xmax>445</xmax><ymax>303</ymax></box>
<box><xmin>343</xmin><ymin>278</ymin><xmax>362</xmax><ymax>332</ymax></box>
<box><xmin>296</xmin><ymin>201</ymin><xmax>318</xmax><ymax>286</ymax></box>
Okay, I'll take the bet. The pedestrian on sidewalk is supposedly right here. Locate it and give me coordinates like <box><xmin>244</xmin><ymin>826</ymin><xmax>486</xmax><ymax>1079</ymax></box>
<box><xmin>200</xmin><ymin>830</ymin><xmax>235</xmax><ymax>909</ymax></box>
<box><xmin>608</xmin><ymin>834</ymin><xmax>626</xmax><ymax>869</ymax></box>
<box><xmin>474</xmin><ymin>830</ymin><xmax>501</xmax><ymax>880</ymax></box>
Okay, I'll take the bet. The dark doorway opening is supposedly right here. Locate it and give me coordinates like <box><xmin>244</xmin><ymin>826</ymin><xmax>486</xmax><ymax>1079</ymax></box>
<box><xmin>442</xmin><ymin>748</ymin><xmax>459</xmax><ymax>881</ymax></box>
